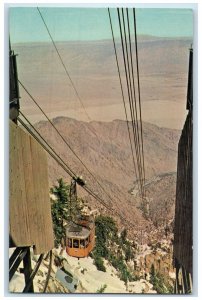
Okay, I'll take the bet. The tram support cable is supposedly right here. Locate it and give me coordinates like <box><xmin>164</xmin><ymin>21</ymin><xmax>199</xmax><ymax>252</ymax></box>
<box><xmin>108</xmin><ymin>8</ymin><xmax>140</xmax><ymax>193</ymax></box>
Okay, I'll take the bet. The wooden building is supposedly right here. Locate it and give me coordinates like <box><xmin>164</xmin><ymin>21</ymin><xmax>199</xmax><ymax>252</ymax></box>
<box><xmin>173</xmin><ymin>48</ymin><xmax>193</xmax><ymax>294</ymax></box>
<box><xmin>9</xmin><ymin>47</ymin><xmax>54</xmax><ymax>292</ymax></box>
<box><xmin>9</xmin><ymin>120</ymin><xmax>54</xmax><ymax>254</ymax></box>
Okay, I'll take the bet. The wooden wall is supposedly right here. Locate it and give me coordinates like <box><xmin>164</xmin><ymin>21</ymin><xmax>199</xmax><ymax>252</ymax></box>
<box><xmin>9</xmin><ymin>120</ymin><xmax>54</xmax><ymax>254</ymax></box>
<box><xmin>173</xmin><ymin>111</ymin><xmax>193</xmax><ymax>275</ymax></box>
<box><xmin>173</xmin><ymin>49</ymin><xmax>193</xmax><ymax>277</ymax></box>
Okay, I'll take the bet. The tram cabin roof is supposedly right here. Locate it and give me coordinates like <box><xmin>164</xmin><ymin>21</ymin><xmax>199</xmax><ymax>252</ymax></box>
<box><xmin>66</xmin><ymin>222</ymin><xmax>90</xmax><ymax>239</ymax></box>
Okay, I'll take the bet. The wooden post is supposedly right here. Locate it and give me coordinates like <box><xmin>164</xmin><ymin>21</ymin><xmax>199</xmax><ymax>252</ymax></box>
<box><xmin>182</xmin><ymin>265</ymin><xmax>189</xmax><ymax>293</ymax></box>
<box><xmin>23</xmin><ymin>247</ymin><xmax>34</xmax><ymax>293</ymax></box>
<box><xmin>174</xmin><ymin>259</ymin><xmax>181</xmax><ymax>294</ymax></box>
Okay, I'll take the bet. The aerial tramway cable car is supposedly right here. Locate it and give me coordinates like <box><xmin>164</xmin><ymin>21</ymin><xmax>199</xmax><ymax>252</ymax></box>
<box><xmin>65</xmin><ymin>176</ymin><xmax>95</xmax><ymax>258</ymax></box>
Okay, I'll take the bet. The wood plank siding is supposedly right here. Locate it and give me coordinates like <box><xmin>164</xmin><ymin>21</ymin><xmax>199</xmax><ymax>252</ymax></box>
<box><xmin>9</xmin><ymin>120</ymin><xmax>54</xmax><ymax>254</ymax></box>
<box><xmin>173</xmin><ymin>112</ymin><xmax>192</xmax><ymax>275</ymax></box>
<box><xmin>173</xmin><ymin>49</ymin><xmax>193</xmax><ymax>276</ymax></box>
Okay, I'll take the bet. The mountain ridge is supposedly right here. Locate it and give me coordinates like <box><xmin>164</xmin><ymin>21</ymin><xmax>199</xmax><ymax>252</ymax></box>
<box><xmin>32</xmin><ymin>116</ymin><xmax>180</xmax><ymax>241</ymax></box>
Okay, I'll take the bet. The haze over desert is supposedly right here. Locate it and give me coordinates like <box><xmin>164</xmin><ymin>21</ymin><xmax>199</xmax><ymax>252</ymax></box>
<box><xmin>13</xmin><ymin>36</ymin><xmax>191</xmax><ymax>129</ymax></box>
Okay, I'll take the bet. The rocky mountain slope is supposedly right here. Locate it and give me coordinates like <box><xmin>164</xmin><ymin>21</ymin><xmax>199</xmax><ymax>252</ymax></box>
<box><xmin>11</xmin><ymin>116</ymin><xmax>179</xmax><ymax>294</ymax></box>
<box><xmin>131</xmin><ymin>172</ymin><xmax>177</xmax><ymax>231</ymax></box>
<box><xmin>9</xmin><ymin>241</ymin><xmax>174</xmax><ymax>294</ymax></box>
<box><xmin>9</xmin><ymin>246</ymin><xmax>153</xmax><ymax>293</ymax></box>
<box><xmin>32</xmin><ymin>117</ymin><xmax>180</xmax><ymax>241</ymax></box>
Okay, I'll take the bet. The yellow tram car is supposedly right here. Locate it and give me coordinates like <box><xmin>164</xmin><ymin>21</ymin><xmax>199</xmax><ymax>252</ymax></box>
<box><xmin>66</xmin><ymin>214</ymin><xmax>95</xmax><ymax>258</ymax></box>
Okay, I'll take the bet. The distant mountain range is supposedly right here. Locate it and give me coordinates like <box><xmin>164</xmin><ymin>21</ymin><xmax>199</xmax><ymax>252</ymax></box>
<box><xmin>14</xmin><ymin>36</ymin><xmax>191</xmax><ymax>129</ymax></box>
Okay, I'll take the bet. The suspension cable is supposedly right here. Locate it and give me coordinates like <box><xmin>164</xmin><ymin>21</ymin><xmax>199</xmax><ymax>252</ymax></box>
<box><xmin>125</xmin><ymin>8</ymin><xmax>144</xmax><ymax>196</ymax></box>
<box><xmin>19</xmin><ymin>110</ymin><xmax>76</xmax><ymax>177</ymax></box>
<box><xmin>121</xmin><ymin>8</ymin><xmax>144</xmax><ymax>196</ymax></box>
<box><xmin>18</xmin><ymin>114</ymin><xmax>132</xmax><ymax>228</ymax></box>
<box><xmin>18</xmin><ymin>79</ymin><xmax>120</xmax><ymax>205</ymax></box>
<box><xmin>133</xmin><ymin>8</ymin><xmax>146</xmax><ymax>191</ymax></box>
<box><xmin>108</xmin><ymin>8</ymin><xmax>141</xmax><ymax>193</ymax></box>
<box><xmin>37</xmin><ymin>7</ymin><xmax>91</xmax><ymax>122</ymax></box>
<box><xmin>117</xmin><ymin>8</ymin><xmax>143</xmax><ymax>197</ymax></box>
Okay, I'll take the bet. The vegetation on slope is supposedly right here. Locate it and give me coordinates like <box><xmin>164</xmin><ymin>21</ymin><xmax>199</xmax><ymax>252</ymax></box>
<box><xmin>150</xmin><ymin>264</ymin><xmax>173</xmax><ymax>294</ymax></box>
<box><xmin>50</xmin><ymin>178</ymin><xmax>83</xmax><ymax>247</ymax></box>
<box><xmin>91</xmin><ymin>215</ymin><xmax>137</xmax><ymax>284</ymax></box>
<box><xmin>50</xmin><ymin>179</ymin><xmax>174</xmax><ymax>292</ymax></box>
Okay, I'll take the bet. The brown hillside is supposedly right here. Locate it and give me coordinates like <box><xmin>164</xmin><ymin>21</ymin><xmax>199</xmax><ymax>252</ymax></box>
<box><xmin>33</xmin><ymin>117</ymin><xmax>180</xmax><ymax>240</ymax></box>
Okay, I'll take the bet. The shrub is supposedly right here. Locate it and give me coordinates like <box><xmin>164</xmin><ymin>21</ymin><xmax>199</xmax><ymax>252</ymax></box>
<box><xmin>96</xmin><ymin>284</ymin><xmax>107</xmax><ymax>293</ymax></box>
<box><xmin>120</xmin><ymin>228</ymin><xmax>127</xmax><ymax>242</ymax></box>
<box><xmin>94</xmin><ymin>256</ymin><xmax>106</xmax><ymax>272</ymax></box>
<box><xmin>150</xmin><ymin>264</ymin><xmax>168</xmax><ymax>294</ymax></box>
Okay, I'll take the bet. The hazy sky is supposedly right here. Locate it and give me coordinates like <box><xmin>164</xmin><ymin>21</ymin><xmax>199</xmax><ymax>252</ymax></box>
<box><xmin>9</xmin><ymin>7</ymin><xmax>193</xmax><ymax>44</ymax></box>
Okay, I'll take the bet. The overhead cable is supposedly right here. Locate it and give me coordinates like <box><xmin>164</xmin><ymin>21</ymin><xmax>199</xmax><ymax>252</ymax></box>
<box><xmin>117</xmin><ymin>8</ymin><xmax>144</xmax><ymax>197</ymax></box>
<box><xmin>125</xmin><ymin>8</ymin><xmax>144</xmax><ymax>195</ymax></box>
<box><xmin>133</xmin><ymin>8</ymin><xmax>146</xmax><ymax>190</ymax></box>
<box><xmin>121</xmin><ymin>8</ymin><xmax>144</xmax><ymax>196</ymax></box>
<box><xmin>18</xmin><ymin>114</ymin><xmax>136</xmax><ymax>231</ymax></box>
<box><xmin>18</xmin><ymin>80</ymin><xmax>127</xmax><ymax>217</ymax></box>
<box><xmin>107</xmin><ymin>8</ymin><xmax>140</xmax><ymax>193</ymax></box>
<box><xmin>37</xmin><ymin>7</ymin><xmax>91</xmax><ymax>122</ymax></box>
